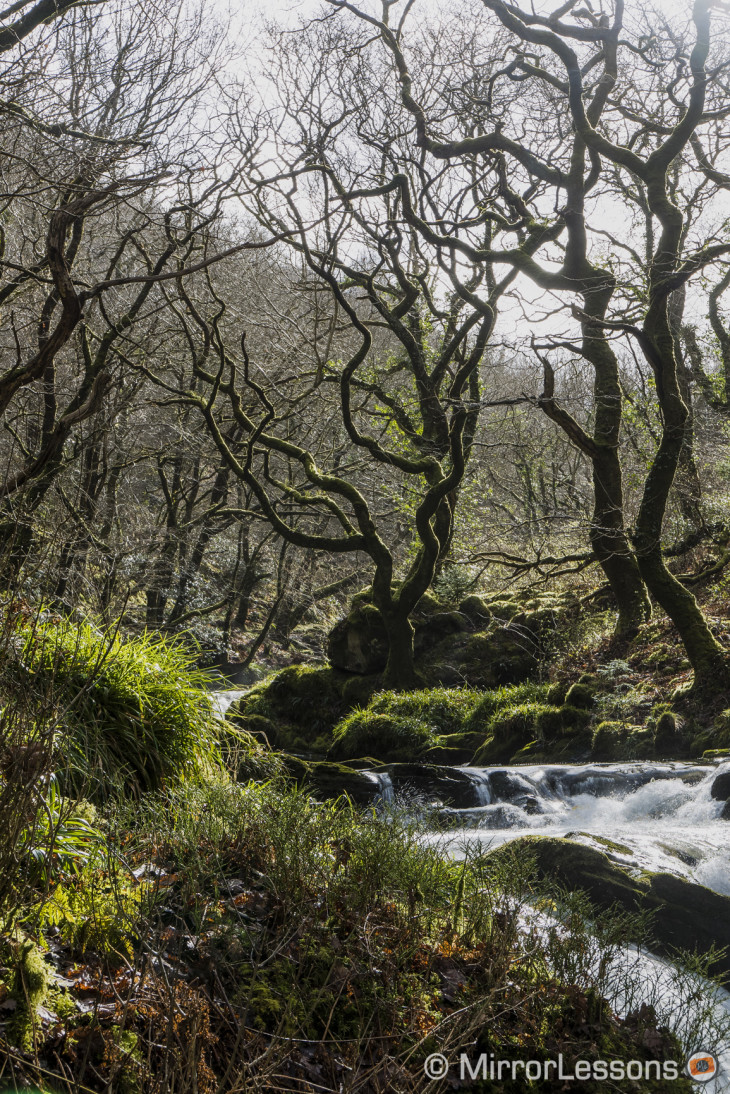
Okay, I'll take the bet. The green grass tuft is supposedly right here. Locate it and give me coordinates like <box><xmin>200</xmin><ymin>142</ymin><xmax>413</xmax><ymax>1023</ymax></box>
<box><xmin>11</xmin><ymin>619</ymin><xmax>223</xmax><ymax>792</ymax></box>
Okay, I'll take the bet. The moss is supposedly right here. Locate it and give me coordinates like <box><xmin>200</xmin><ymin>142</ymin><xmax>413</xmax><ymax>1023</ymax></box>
<box><xmin>341</xmin><ymin>673</ymin><xmax>382</xmax><ymax>707</ymax></box>
<box><xmin>471</xmin><ymin>699</ymin><xmax>592</xmax><ymax>765</ymax></box>
<box><xmin>546</xmin><ymin>680</ymin><xmax>569</xmax><ymax>705</ymax></box>
<box><xmin>591</xmin><ymin>721</ymin><xmax>654</xmax><ymax>761</ymax></box>
<box><xmin>281</xmin><ymin>755</ymin><xmax>384</xmax><ymax>804</ymax></box>
<box><xmin>330</xmin><ymin>711</ymin><xmax>440</xmax><ymax>762</ymax></box>
<box><xmin>329</xmin><ymin>686</ymin><xmax>484</xmax><ymax>762</ymax></box>
<box><xmin>484</xmin><ymin>599</ymin><xmax>523</xmax><ymax>621</ymax></box>
<box><xmin>654</xmin><ymin>711</ymin><xmax>685</xmax><ymax>758</ymax></box>
<box><xmin>468</xmin><ymin>682</ymin><xmax>550</xmax><ymax>725</ymax></box>
<box><xmin>582</xmin><ymin>833</ymin><xmax>633</xmax><ymax>855</ymax></box>
<box><xmin>234</xmin><ymin>712</ymin><xmax>278</xmax><ymax>744</ymax></box>
<box><xmin>424</xmin><ymin>731</ymin><xmax>486</xmax><ymax>764</ymax></box>
<box><xmin>472</xmin><ymin>702</ymin><xmax>555</xmax><ymax>764</ymax></box>
<box><xmin>457</xmin><ymin>594</ymin><xmax>492</xmax><ymax>624</ymax></box>
<box><xmin>565</xmin><ymin>682</ymin><xmax>594</xmax><ymax>709</ymax></box>
<box><xmin>108</xmin><ymin>1028</ymin><xmax>144</xmax><ymax>1094</ymax></box>
<box><xmin>49</xmin><ymin>985</ymin><xmax>77</xmax><ymax>1020</ymax></box>
<box><xmin>231</xmin><ymin>665</ymin><xmax>355</xmax><ymax>754</ymax></box>
<box><xmin>8</xmin><ymin>938</ymin><xmax>50</xmax><ymax>1049</ymax></box>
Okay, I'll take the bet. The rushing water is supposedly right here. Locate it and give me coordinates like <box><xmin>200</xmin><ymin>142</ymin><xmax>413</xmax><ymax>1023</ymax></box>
<box><xmin>409</xmin><ymin>760</ymin><xmax>730</xmax><ymax>1089</ymax></box>
<box><xmin>416</xmin><ymin>761</ymin><xmax>730</xmax><ymax>896</ymax></box>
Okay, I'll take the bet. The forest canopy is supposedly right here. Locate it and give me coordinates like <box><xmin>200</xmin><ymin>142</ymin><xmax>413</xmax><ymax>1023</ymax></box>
<box><xmin>1</xmin><ymin>0</ymin><xmax>730</xmax><ymax>692</ymax></box>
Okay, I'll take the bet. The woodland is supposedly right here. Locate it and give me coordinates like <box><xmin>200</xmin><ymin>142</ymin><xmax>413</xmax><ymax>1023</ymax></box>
<box><xmin>1</xmin><ymin>0</ymin><xmax>730</xmax><ymax>1091</ymax></box>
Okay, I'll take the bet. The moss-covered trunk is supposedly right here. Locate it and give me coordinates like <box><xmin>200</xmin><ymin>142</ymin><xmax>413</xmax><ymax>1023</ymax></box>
<box><xmin>633</xmin><ymin>348</ymin><xmax>729</xmax><ymax>689</ymax></box>
<box><xmin>380</xmin><ymin>608</ymin><xmax>420</xmax><ymax>689</ymax></box>
<box><xmin>633</xmin><ymin>163</ymin><xmax>730</xmax><ymax>690</ymax></box>
<box><xmin>584</xmin><ymin>298</ymin><xmax>651</xmax><ymax>637</ymax></box>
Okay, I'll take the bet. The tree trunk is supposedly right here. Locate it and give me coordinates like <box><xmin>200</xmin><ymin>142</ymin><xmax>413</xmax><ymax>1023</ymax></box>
<box><xmin>583</xmin><ymin>283</ymin><xmax>651</xmax><ymax>637</ymax></box>
<box><xmin>635</xmin><ymin>287</ymin><xmax>730</xmax><ymax>690</ymax></box>
<box><xmin>380</xmin><ymin>607</ymin><xmax>420</xmax><ymax>690</ymax></box>
<box><xmin>590</xmin><ymin>446</ymin><xmax>651</xmax><ymax>636</ymax></box>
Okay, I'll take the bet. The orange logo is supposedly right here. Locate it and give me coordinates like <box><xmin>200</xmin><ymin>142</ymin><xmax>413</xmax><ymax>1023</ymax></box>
<box><xmin>685</xmin><ymin>1052</ymin><xmax>718</xmax><ymax>1084</ymax></box>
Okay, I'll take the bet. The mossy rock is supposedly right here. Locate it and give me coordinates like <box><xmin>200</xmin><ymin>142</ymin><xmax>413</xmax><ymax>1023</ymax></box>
<box><xmin>467</xmin><ymin>683</ymin><xmax>592</xmax><ymax>764</ymax></box>
<box><xmin>653</xmin><ymin>711</ymin><xmax>689</xmax><ymax>759</ymax></box>
<box><xmin>341</xmin><ymin>672</ymin><xmax>383</xmax><ymax>707</ymax></box>
<box><xmin>225</xmin><ymin>724</ymin><xmax>283</xmax><ymax>783</ymax></box>
<box><xmin>282</xmin><ymin>756</ymin><xmax>384</xmax><ymax>805</ymax></box>
<box><xmin>459</xmin><ymin>626</ymin><xmax>539</xmax><ymax>689</ymax></box>
<box><xmin>230</xmin><ymin>665</ymin><xmax>355</xmax><ymax>754</ymax></box>
<box><xmin>484</xmin><ymin>599</ymin><xmax>524</xmax><ymax>621</ymax></box>
<box><xmin>690</xmin><ymin>709</ymin><xmax>730</xmax><ymax>758</ymax></box>
<box><xmin>591</xmin><ymin>721</ymin><xmax>653</xmax><ymax>761</ymax></box>
<box><xmin>564</xmin><ymin>682</ymin><xmax>594</xmax><ymax>709</ymax></box>
<box><xmin>457</xmin><ymin>594</ymin><xmax>492</xmax><ymax>624</ymax></box>
<box><xmin>329</xmin><ymin>687</ymin><xmax>485</xmax><ymax>763</ymax></box>
<box><xmin>425</xmin><ymin>730</ymin><xmax>485</xmax><ymax>765</ymax></box>
<box><xmin>471</xmin><ymin>702</ymin><xmax>553</xmax><ymax>764</ymax></box>
<box><xmin>330</xmin><ymin>711</ymin><xmax>440</xmax><ymax>762</ymax></box>
<box><xmin>328</xmin><ymin>585</ymin><xmax>573</xmax><ymax>688</ymax></box>
<box><xmin>328</xmin><ymin>587</ymin><xmax>447</xmax><ymax>674</ymax></box>
<box><xmin>546</xmin><ymin>680</ymin><xmax>569</xmax><ymax>705</ymax></box>
<box><xmin>327</xmin><ymin>602</ymin><xmax>389</xmax><ymax>674</ymax></box>
<box><xmin>488</xmin><ymin>837</ymin><xmax>730</xmax><ymax>981</ymax></box>
<box><xmin>234</xmin><ymin>712</ymin><xmax>278</xmax><ymax>745</ymax></box>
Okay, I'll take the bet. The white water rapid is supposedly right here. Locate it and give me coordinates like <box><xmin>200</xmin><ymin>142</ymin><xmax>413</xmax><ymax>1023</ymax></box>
<box><xmin>415</xmin><ymin>760</ymin><xmax>730</xmax><ymax>1089</ymax></box>
<box><xmin>430</xmin><ymin>761</ymin><xmax>730</xmax><ymax>896</ymax></box>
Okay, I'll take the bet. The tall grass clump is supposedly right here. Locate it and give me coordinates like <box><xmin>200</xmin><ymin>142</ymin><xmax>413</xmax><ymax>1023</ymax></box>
<box><xmin>12</xmin><ymin>616</ymin><xmax>222</xmax><ymax>793</ymax></box>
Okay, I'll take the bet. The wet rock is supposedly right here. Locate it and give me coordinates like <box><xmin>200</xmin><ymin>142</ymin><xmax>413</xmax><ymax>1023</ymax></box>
<box><xmin>710</xmin><ymin>769</ymin><xmax>730</xmax><ymax>801</ymax></box>
<box><xmin>489</xmin><ymin>836</ymin><xmax>730</xmax><ymax>982</ymax></box>
<box><xmin>385</xmin><ymin>763</ymin><xmax>486</xmax><ymax>808</ymax></box>
<box><xmin>488</xmin><ymin>769</ymin><xmax>539</xmax><ymax>802</ymax></box>
<box><xmin>282</xmin><ymin>755</ymin><xmax>385</xmax><ymax>805</ymax></box>
<box><xmin>720</xmin><ymin>800</ymin><xmax>730</xmax><ymax>821</ymax></box>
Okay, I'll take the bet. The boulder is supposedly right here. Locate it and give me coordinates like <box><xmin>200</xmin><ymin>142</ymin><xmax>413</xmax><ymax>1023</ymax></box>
<box><xmin>564</xmin><ymin>682</ymin><xmax>594</xmax><ymax>709</ymax></box>
<box><xmin>282</xmin><ymin>756</ymin><xmax>385</xmax><ymax>805</ymax></box>
<box><xmin>229</xmin><ymin>665</ymin><xmax>363</xmax><ymax>755</ymax></box>
<box><xmin>489</xmin><ymin>836</ymin><xmax>730</xmax><ymax>982</ymax></box>
<box><xmin>710</xmin><ymin>768</ymin><xmax>730</xmax><ymax>801</ymax></box>
<box><xmin>327</xmin><ymin>587</ymin><xmax>573</xmax><ymax>687</ymax></box>
<box><xmin>327</xmin><ymin>603</ymin><xmax>389</xmax><ymax>674</ymax></box>
<box><xmin>457</xmin><ymin>594</ymin><xmax>492</xmax><ymax>625</ymax></box>
<box><xmin>385</xmin><ymin>762</ymin><xmax>486</xmax><ymax>808</ymax></box>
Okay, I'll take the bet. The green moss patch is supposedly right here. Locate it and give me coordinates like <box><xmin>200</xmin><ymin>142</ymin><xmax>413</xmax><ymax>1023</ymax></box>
<box><xmin>330</xmin><ymin>687</ymin><xmax>482</xmax><ymax>762</ymax></box>
<box><xmin>231</xmin><ymin>664</ymin><xmax>376</xmax><ymax>755</ymax></box>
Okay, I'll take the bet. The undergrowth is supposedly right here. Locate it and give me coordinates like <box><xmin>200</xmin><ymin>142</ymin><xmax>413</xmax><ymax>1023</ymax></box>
<box><xmin>0</xmin><ymin>779</ymin><xmax>703</xmax><ymax>1093</ymax></box>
